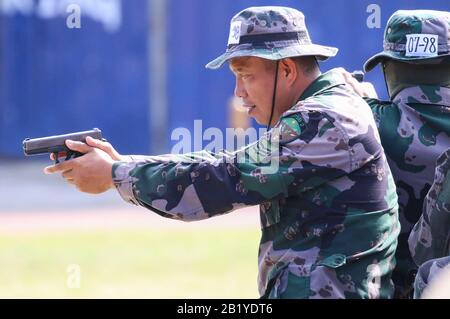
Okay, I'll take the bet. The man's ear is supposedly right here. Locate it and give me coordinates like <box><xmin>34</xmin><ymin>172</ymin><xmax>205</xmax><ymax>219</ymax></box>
<box><xmin>280</xmin><ymin>58</ymin><xmax>298</xmax><ymax>86</ymax></box>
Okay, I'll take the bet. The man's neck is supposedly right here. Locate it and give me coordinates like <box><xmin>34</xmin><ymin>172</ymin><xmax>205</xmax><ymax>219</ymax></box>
<box><xmin>270</xmin><ymin>69</ymin><xmax>321</xmax><ymax>127</ymax></box>
<box><xmin>285</xmin><ymin>71</ymin><xmax>322</xmax><ymax>110</ymax></box>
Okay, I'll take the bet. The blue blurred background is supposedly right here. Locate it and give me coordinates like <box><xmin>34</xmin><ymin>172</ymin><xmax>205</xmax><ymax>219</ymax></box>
<box><xmin>1</xmin><ymin>0</ymin><xmax>449</xmax><ymax>157</ymax></box>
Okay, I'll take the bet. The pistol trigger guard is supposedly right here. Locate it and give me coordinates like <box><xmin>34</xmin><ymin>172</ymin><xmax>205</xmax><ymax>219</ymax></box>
<box><xmin>64</xmin><ymin>150</ymin><xmax>83</xmax><ymax>162</ymax></box>
<box><xmin>73</xmin><ymin>151</ymin><xmax>83</xmax><ymax>159</ymax></box>
<box><xmin>65</xmin><ymin>150</ymin><xmax>75</xmax><ymax>161</ymax></box>
<box><xmin>53</xmin><ymin>152</ymin><xmax>60</xmax><ymax>164</ymax></box>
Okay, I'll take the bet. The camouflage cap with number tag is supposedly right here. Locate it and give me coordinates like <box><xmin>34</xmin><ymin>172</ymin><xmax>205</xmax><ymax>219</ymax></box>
<box><xmin>364</xmin><ymin>10</ymin><xmax>450</xmax><ymax>72</ymax></box>
<box><xmin>206</xmin><ymin>6</ymin><xmax>338</xmax><ymax>69</ymax></box>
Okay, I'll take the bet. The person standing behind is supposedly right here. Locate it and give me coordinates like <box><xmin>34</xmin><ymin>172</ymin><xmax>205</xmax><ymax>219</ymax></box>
<box><xmin>355</xmin><ymin>10</ymin><xmax>450</xmax><ymax>298</ymax></box>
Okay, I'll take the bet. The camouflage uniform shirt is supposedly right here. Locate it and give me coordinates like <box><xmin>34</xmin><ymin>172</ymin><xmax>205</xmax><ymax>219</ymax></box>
<box><xmin>113</xmin><ymin>69</ymin><xmax>400</xmax><ymax>299</ymax></box>
<box><xmin>366</xmin><ymin>85</ymin><xmax>450</xmax><ymax>295</ymax></box>
<box><xmin>409</xmin><ymin>149</ymin><xmax>450</xmax><ymax>298</ymax></box>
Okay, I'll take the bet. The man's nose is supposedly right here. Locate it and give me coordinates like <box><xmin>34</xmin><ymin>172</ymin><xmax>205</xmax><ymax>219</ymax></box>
<box><xmin>234</xmin><ymin>78</ymin><xmax>247</xmax><ymax>99</ymax></box>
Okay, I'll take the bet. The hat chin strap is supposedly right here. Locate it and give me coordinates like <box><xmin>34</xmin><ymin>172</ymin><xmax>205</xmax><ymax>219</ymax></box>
<box><xmin>267</xmin><ymin>60</ymin><xmax>280</xmax><ymax>130</ymax></box>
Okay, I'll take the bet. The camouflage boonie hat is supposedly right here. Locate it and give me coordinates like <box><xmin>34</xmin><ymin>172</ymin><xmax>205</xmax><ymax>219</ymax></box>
<box><xmin>206</xmin><ymin>6</ymin><xmax>338</xmax><ymax>69</ymax></box>
<box><xmin>364</xmin><ymin>10</ymin><xmax>450</xmax><ymax>72</ymax></box>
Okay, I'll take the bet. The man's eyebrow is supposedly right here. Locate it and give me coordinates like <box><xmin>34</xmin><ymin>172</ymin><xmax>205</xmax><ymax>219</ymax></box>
<box><xmin>229</xmin><ymin>65</ymin><xmax>249</xmax><ymax>73</ymax></box>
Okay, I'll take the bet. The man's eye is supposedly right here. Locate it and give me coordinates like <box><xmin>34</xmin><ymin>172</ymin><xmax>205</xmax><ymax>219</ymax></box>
<box><xmin>241</xmin><ymin>74</ymin><xmax>252</xmax><ymax>80</ymax></box>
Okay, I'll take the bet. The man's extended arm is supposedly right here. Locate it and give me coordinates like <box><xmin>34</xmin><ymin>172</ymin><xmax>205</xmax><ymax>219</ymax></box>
<box><xmin>111</xmin><ymin>114</ymin><xmax>353</xmax><ymax>222</ymax></box>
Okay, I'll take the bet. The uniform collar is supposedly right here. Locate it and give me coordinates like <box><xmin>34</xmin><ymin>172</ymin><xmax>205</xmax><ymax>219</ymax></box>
<box><xmin>274</xmin><ymin>69</ymin><xmax>346</xmax><ymax>126</ymax></box>
<box><xmin>394</xmin><ymin>85</ymin><xmax>450</xmax><ymax>107</ymax></box>
<box><xmin>297</xmin><ymin>68</ymin><xmax>346</xmax><ymax>101</ymax></box>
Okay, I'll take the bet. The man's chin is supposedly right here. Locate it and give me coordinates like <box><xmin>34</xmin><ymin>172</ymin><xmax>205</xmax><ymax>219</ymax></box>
<box><xmin>251</xmin><ymin>115</ymin><xmax>268</xmax><ymax>126</ymax></box>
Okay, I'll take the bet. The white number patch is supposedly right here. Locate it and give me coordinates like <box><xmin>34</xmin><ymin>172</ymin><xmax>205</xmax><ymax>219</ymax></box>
<box><xmin>227</xmin><ymin>21</ymin><xmax>242</xmax><ymax>45</ymax></box>
<box><xmin>405</xmin><ymin>34</ymin><xmax>438</xmax><ymax>57</ymax></box>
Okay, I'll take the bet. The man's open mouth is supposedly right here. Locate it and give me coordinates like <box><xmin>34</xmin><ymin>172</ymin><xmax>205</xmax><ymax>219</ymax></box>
<box><xmin>243</xmin><ymin>104</ymin><xmax>256</xmax><ymax>114</ymax></box>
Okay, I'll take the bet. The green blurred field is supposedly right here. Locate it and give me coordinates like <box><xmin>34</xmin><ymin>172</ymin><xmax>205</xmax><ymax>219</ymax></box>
<box><xmin>0</xmin><ymin>228</ymin><xmax>260</xmax><ymax>298</ymax></box>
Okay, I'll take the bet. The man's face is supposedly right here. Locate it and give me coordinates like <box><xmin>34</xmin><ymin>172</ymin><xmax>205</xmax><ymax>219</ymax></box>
<box><xmin>229</xmin><ymin>57</ymin><xmax>278</xmax><ymax>125</ymax></box>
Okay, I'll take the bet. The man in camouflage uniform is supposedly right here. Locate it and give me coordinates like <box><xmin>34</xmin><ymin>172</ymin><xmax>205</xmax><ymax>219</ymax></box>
<box><xmin>45</xmin><ymin>7</ymin><xmax>400</xmax><ymax>298</ymax></box>
<box><xmin>409</xmin><ymin>148</ymin><xmax>450</xmax><ymax>298</ymax></box>
<box><xmin>361</xmin><ymin>10</ymin><xmax>450</xmax><ymax>298</ymax></box>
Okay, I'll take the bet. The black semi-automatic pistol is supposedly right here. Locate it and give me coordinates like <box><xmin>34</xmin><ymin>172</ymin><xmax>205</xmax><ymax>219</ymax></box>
<box><xmin>23</xmin><ymin>128</ymin><xmax>105</xmax><ymax>164</ymax></box>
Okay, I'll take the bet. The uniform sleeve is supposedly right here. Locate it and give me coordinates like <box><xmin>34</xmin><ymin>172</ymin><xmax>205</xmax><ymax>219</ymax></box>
<box><xmin>409</xmin><ymin>149</ymin><xmax>450</xmax><ymax>265</ymax></box>
<box><xmin>112</xmin><ymin>113</ymin><xmax>354</xmax><ymax>222</ymax></box>
<box><xmin>126</xmin><ymin>152</ymin><xmax>223</xmax><ymax>162</ymax></box>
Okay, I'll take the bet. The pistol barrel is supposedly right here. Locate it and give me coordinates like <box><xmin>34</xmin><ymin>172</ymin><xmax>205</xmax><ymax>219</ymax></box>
<box><xmin>22</xmin><ymin>128</ymin><xmax>103</xmax><ymax>156</ymax></box>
